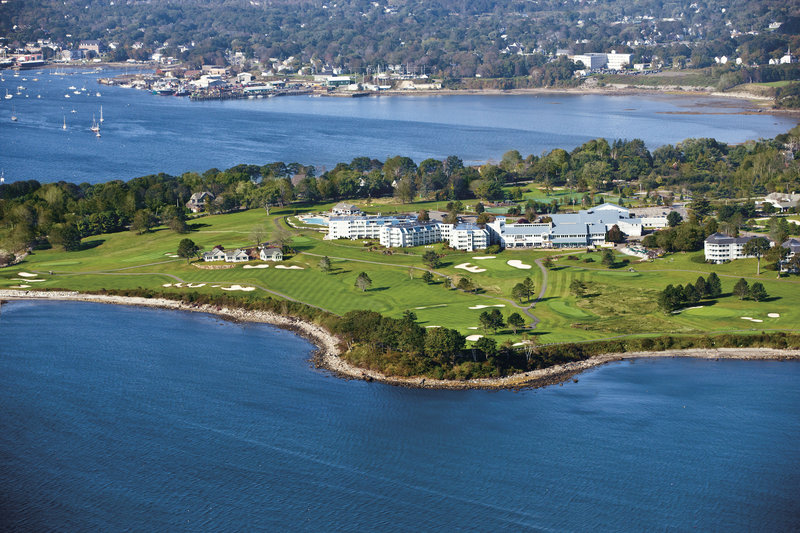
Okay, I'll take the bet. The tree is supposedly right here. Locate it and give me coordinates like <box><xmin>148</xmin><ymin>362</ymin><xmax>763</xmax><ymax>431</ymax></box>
<box><xmin>605</xmin><ymin>224</ymin><xmax>624</xmax><ymax>243</ymax></box>
<box><xmin>667</xmin><ymin>211</ymin><xmax>683</xmax><ymax>227</ymax></box>
<box><xmin>273</xmin><ymin>225</ymin><xmax>294</xmax><ymax>253</ymax></box>
<box><xmin>417</xmin><ymin>209</ymin><xmax>430</xmax><ymax>222</ymax></box>
<box><xmin>522</xmin><ymin>277</ymin><xmax>535</xmax><ymax>300</ymax></box>
<box><xmin>733</xmin><ymin>278</ymin><xmax>750</xmax><ymax>300</ymax></box>
<box><xmin>601</xmin><ymin>249</ymin><xmax>615</xmax><ymax>267</ymax></box>
<box><xmin>542</xmin><ymin>257</ymin><xmax>555</xmax><ymax>269</ymax></box>
<box><xmin>422</xmin><ymin>271</ymin><xmax>434</xmax><ymax>284</ymax></box>
<box><xmin>249</xmin><ymin>224</ymin><xmax>268</xmax><ymax>246</ymax></box>
<box><xmin>742</xmin><ymin>237</ymin><xmax>771</xmax><ymax>275</ymax></box>
<box><xmin>706</xmin><ymin>272</ymin><xmax>722</xmax><ymax>298</ymax></box>
<box><xmin>507</xmin><ymin>312</ymin><xmax>525</xmax><ymax>334</ymax></box>
<box><xmin>424</xmin><ymin>327</ymin><xmax>465</xmax><ymax>366</ymax></box>
<box><xmin>694</xmin><ymin>276</ymin><xmax>708</xmax><ymax>298</ymax></box>
<box><xmin>131</xmin><ymin>209</ymin><xmax>155</xmax><ymax>234</ymax></box>
<box><xmin>49</xmin><ymin>223</ymin><xmax>82</xmax><ymax>251</ymax></box>
<box><xmin>479</xmin><ymin>309</ymin><xmax>504</xmax><ymax>333</ymax></box>
<box><xmin>657</xmin><ymin>284</ymin><xmax>682</xmax><ymax>313</ymax></box>
<box><xmin>318</xmin><ymin>255</ymin><xmax>332</xmax><ymax>273</ymax></box>
<box><xmin>422</xmin><ymin>249</ymin><xmax>441</xmax><ymax>269</ymax></box>
<box><xmin>683</xmin><ymin>283</ymin><xmax>701</xmax><ymax>304</ymax></box>
<box><xmin>570</xmin><ymin>279</ymin><xmax>587</xmax><ymax>298</ymax></box>
<box><xmin>0</xmin><ymin>249</ymin><xmax>14</xmax><ymax>267</ymax></box>
<box><xmin>749</xmin><ymin>282</ymin><xmax>768</xmax><ymax>302</ymax></box>
<box><xmin>457</xmin><ymin>276</ymin><xmax>475</xmax><ymax>293</ymax></box>
<box><xmin>177</xmin><ymin>238</ymin><xmax>200</xmax><ymax>262</ymax></box>
<box><xmin>511</xmin><ymin>282</ymin><xmax>527</xmax><ymax>303</ymax></box>
<box><xmin>355</xmin><ymin>272</ymin><xmax>372</xmax><ymax>292</ymax></box>
<box><xmin>474</xmin><ymin>336</ymin><xmax>497</xmax><ymax>358</ymax></box>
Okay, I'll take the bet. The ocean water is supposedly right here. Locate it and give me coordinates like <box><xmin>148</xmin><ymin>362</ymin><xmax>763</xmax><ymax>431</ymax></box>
<box><xmin>0</xmin><ymin>69</ymin><xmax>796</xmax><ymax>184</ymax></box>
<box><xmin>1</xmin><ymin>300</ymin><xmax>798</xmax><ymax>531</ymax></box>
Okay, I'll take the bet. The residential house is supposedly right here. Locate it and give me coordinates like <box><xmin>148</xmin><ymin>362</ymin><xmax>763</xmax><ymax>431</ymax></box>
<box><xmin>202</xmin><ymin>245</ymin><xmax>227</xmax><ymax>262</ymax></box>
<box><xmin>779</xmin><ymin>238</ymin><xmax>800</xmax><ymax>273</ymax></box>
<box><xmin>224</xmin><ymin>249</ymin><xmax>250</xmax><ymax>263</ymax></box>
<box><xmin>331</xmin><ymin>202</ymin><xmax>362</xmax><ymax>216</ymax></box>
<box><xmin>186</xmin><ymin>191</ymin><xmax>214</xmax><ymax>213</ymax></box>
<box><xmin>764</xmin><ymin>192</ymin><xmax>800</xmax><ymax>212</ymax></box>
<box><xmin>259</xmin><ymin>246</ymin><xmax>283</xmax><ymax>261</ymax></box>
<box><xmin>79</xmin><ymin>40</ymin><xmax>102</xmax><ymax>56</ymax></box>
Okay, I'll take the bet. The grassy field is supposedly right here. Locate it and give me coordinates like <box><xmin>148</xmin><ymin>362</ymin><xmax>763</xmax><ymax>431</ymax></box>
<box><xmin>3</xmin><ymin>203</ymin><xmax>799</xmax><ymax>347</ymax></box>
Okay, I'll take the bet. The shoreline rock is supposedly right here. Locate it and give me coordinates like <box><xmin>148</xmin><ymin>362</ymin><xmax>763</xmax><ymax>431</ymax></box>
<box><xmin>2</xmin><ymin>290</ymin><xmax>798</xmax><ymax>391</ymax></box>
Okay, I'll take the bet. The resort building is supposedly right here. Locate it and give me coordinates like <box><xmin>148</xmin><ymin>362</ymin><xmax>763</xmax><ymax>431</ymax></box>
<box><xmin>703</xmin><ymin>233</ymin><xmax>758</xmax><ymax>263</ymax></box>
<box><xmin>379</xmin><ymin>222</ymin><xmax>445</xmax><ymax>248</ymax></box>
<box><xmin>763</xmin><ymin>192</ymin><xmax>800</xmax><ymax>212</ymax></box>
<box><xmin>486</xmin><ymin>203</ymin><xmax>644</xmax><ymax>249</ymax></box>
<box><xmin>331</xmin><ymin>202</ymin><xmax>363</xmax><ymax>216</ymax></box>
<box><xmin>202</xmin><ymin>245</ymin><xmax>251</xmax><ymax>263</ymax></box>
<box><xmin>447</xmin><ymin>223</ymin><xmax>490</xmax><ymax>252</ymax></box>
<box><xmin>328</xmin><ymin>214</ymin><xmax>416</xmax><ymax>240</ymax></box>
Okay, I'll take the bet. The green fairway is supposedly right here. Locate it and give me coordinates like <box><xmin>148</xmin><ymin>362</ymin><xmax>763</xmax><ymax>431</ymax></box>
<box><xmin>3</xmin><ymin>204</ymin><xmax>799</xmax><ymax>348</ymax></box>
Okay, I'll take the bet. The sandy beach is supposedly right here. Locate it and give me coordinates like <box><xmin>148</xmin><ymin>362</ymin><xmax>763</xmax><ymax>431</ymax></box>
<box><xmin>2</xmin><ymin>290</ymin><xmax>798</xmax><ymax>390</ymax></box>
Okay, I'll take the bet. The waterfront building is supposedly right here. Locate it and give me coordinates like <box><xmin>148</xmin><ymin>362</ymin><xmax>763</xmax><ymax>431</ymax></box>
<box><xmin>606</xmin><ymin>51</ymin><xmax>633</xmax><ymax>69</ymax></box>
<box><xmin>704</xmin><ymin>233</ymin><xmax>758</xmax><ymax>263</ymax></box>
<box><xmin>486</xmin><ymin>203</ymin><xmax>644</xmax><ymax>249</ymax></box>
<box><xmin>328</xmin><ymin>214</ymin><xmax>415</xmax><ymax>240</ymax></box>
<box><xmin>571</xmin><ymin>53</ymin><xmax>608</xmax><ymax>69</ymax></box>
<box><xmin>379</xmin><ymin>222</ymin><xmax>445</xmax><ymax>248</ymax></box>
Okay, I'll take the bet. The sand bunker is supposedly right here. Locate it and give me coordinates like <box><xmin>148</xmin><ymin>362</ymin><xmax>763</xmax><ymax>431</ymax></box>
<box><xmin>10</xmin><ymin>284</ymin><xmax>31</xmax><ymax>289</ymax></box>
<box><xmin>15</xmin><ymin>278</ymin><xmax>46</xmax><ymax>282</ymax></box>
<box><xmin>275</xmin><ymin>265</ymin><xmax>304</xmax><ymax>270</ymax></box>
<box><xmin>17</xmin><ymin>272</ymin><xmax>38</xmax><ymax>278</ymax></box>
<box><xmin>187</xmin><ymin>283</ymin><xmax>206</xmax><ymax>288</ymax></box>
<box><xmin>162</xmin><ymin>283</ymin><xmax>173</xmax><ymax>287</ymax></box>
<box><xmin>243</xmin><ymin>264</ymin><xmax>270</xmax><ymax>269</ymax></box>
<box><xmin>168</xmin><ymin>254</ymin><xmax>179</xmax><ymax>258</ymax></box>
<box><xmin>750</xmin><ymin>319</ymin><xmax>763</xmax><ymax>323</ymax></box>
<box><xmin>465</xmin><ymin>334</ymin><xmax>484</xmax><ymax>342</ymax></box>
<box><xmin>768</xmin><ymin>313</ymin><xmax>780</xmax><ymax>318</ymax></box>
<box><xmin>472</xmin><ymin>256</ymin><xmax>496</xmax><ymax>260</ymax></box>
<box><xmin>455</xmin><ymin>263</ymin><xmax>486</xmax><ymax>273</ymax></box>
<box><xmin>469</xmin><ymin>304</ymin><xmax>505</xmax><ymax>310</ymax></box>
<box><xmin>512</xmin><ymin>341</ymin><xmax>532</xmax><ymax>347</ymax></box>
<box><xmin>425</xmin><ymin>325</ymin><xmax>441</xmax><ymax>328</ymax></box>
<box><xmin>741</xmin><ymin>316</ymin><xmax>764</xmax><ymax>323</ymax></box>
<box><xmin>467</xmin><ymin>327</ymin><xmax>479</xmax><ymax>330</ymax></box>
<box><xmin>414</xmin><ymin>304</ymin><xmax>447</xmax><ymax>310</ymax></box>
<box><xmin>220</xmin><ymin>285</ymin><xmax>256</xmax><ymax>292</ymax></box>
<box><xmin>507</xmin><ymin>260</ymin><xmax>532</xmax><ymax>270</ymax></box>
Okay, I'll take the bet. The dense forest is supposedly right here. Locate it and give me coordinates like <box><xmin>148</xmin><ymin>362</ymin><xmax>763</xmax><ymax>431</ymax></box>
<box><xmin>2</xmin><ymin>0</ymin><xmax>799</xmax><ymax>79</ymax></box>
<box><xmin>1</xmin><ymin>126</ymin><xmax>799</xmax><ymax>256</ymax></box>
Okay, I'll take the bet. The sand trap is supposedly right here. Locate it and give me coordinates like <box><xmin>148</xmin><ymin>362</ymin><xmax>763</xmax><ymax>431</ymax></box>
<box><xmin>465</xmin><ymin>334</ymin><xmax>484</xmax><ymax>342</ymax></box>
<box><xmin>17</xmin><ymin>272</ymin><xmax>37</xmax><ymax>278</ymax></box>
<box><xmin>414</xmin><ymin>304</ymin><xmax>447</xmax><ymax>310</ymax></box>
<box><xmin>211</xmin><ymin>285</ymin><xmax>221</xmax><ymax>288</ymax></box>
<box><xmin>750</xmin><ymin>319</ymin><xmax>763</xmax><ymax>323</ymax></box>
<box><xmin>472</xmin><ymin>256</ymin><xmax>496</xmax><ymax>260</ymax></box>
<box><xmin>16</xmin><ymin>278</ymin><xmax>46</xmax><ymax>282</ymax></box>
<box><xmin>467</xmin><ymin>327</ymin><xmax>479</xmax><ymax>330</ymax></box>
<box><xmin>243</xmin><ymin>264</ymin><xmax>270</xmax><ymax>269</ymax></box>
<box><xmin>469</xmin><ymin>304</ymin><xmax>505</xmax><ymax>310</ymax></box>
<box><xmin>10</xmin><ymin>284</ymin><xmax>31</xmax><ymax>288</ymax></box>
<box><xmin>455</xmin><ymin>262</ymin><xmax>486</xmax><ymax>273</ymax></box>
<box><xmin>768</xmin><ymin>313</ymin><xmax>780</xmax><ymax>318</ymax></box>
<box><xmin>173</xmin><ymin>282</ymin><xmax>184</xmax><ymax>288</ymax></box>
<box><xmin>220</xmin><ymin>285</ymin><xmax>256</xmax><ymax>292</ymax></box>
<box><xmin>168</xmin><ymin>254</ymin><xmax>179</xmax><ymax>258</ymax></box>
<box><xmin>425</xmin><ymin>325</ymin><xmax>441</xmax><ymax>328</ymax></box>
<box><xmin>275</xmin><ymin>265</ymin><xmax>304</xmax><ymax>270</ymax></box>
<box><xmin>507</xmin><ymin>260</ymin><xmax>532</xmax><ymax>270</ymax></box>
<box><xmin>187</xmin><ymin>283</ymin><xmax>206</xmax><ymax>288</ymax></box>
<box><xmin>512</xmin><ymin>341</ymin><xmax>531</xmax><ymax>347</ymax></box>
<box><xmin>741</xmin><ymin>317</ymin><xmax>753</xmax><ymax>320</ymax></box>
<box><xmin>162</xmin><ymin>283</ymin><xmax>173</xmax><ymax>287</ymax></box>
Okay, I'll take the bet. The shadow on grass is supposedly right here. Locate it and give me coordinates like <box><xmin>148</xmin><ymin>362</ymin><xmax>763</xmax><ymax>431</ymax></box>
<box><xmin>369</xmin><ymin>286</ymin><xmax>391</xmax><ymax>292</ymax></box>
<box><xmin>188</xmin><ymin>222</ymin><xmax>211</xmax><ymax>231</ymax></box>
<box><xmin>79</xmin><ymin>239</ymin><xmax>105</xmax><ymax>251</ymax></box>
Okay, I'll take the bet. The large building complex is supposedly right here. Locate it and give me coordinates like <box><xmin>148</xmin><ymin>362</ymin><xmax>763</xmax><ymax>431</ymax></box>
<box><xmin>329</xmin><ymin>203</ymin><xmax>643</xmax><ymax>251</ymax></box>
<box><xmin>487</xmin><ymin>203</ymin><xmax>644</xmax><ymax>249</ymax></box>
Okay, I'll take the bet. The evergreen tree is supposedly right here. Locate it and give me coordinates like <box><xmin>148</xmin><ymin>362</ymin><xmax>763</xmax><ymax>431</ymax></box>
<box><xmin>706</xmin><ymin>272</ymin><xmax>722</xmax><ymax>298</ymax></box>
<box><xmin>507</xmin><ymin>312</ymin><xmax>526</xmax><ymax>334</ymax></box>
<box><xmin>749</xmin><ymin>282</ymin><xmax>768</xmax><ymax>302</ymax></box>
<box><xmin>355</xmin><ymin>272</ymin><xmax>372</xmax><ymax>292</ymax></box>
<box><xmin>694</xmin><ymin>276</ymin><xmax>708</xmax><ymax>298</ymax></box>
<box><xmin>733</xmin><ymin>278</ymin><xmax>750</xmax><ymax>300</ymax></box>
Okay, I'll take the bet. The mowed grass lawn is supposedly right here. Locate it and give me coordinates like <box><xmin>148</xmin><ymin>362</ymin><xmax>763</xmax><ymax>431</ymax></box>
<box><xmin>3</xmin><ymin>207</ymin><xmax>799</xmax><ymax>346</ymax></box>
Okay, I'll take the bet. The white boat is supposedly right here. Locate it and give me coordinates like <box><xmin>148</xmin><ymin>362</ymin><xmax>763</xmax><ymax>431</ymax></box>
<box><xmin>11</xmin><ymin>105</ymin><xmax>17</xmax><ymax>122</ymax></box>
<box><xmin>68</xmin><ymin>86</ymin><xmax>76</xmax><ymax>90</ymax></box>
<box><xmin>99</xmin><ymin>105</ymin><xmax>104</xmax><ymax>123</ymax></box>
<box><xmin>96</xmin><ymin>92</ymin><xmax>101</xmax><ymax>97</ymax></box>
<box><xmin>73</xmin><ymin>90</ymin><xmax>80</xmax><ymax>95</ymax></box>
<box><xmin>90</xmin><ymin>115</ymin><xmax>99</xmax><ymax>132</ymax></box>
<box><xmin>4</xmin><ymin>90</ymin><xmax>11</xmax><ymax>100</ymax></box>
<box><xmin>62</xmin><ymin>116</ymin><xmax>67</xmax><ymax>130</ymax></box>
<box><xmin>64</xmin><ymin>94</ymin><xmax>70</xmax><ymax>98</ymax></box>
<box><xmin>71</xmin><ymin>108</ymin><xmax>76</xmax><ymax>113</ymax></box>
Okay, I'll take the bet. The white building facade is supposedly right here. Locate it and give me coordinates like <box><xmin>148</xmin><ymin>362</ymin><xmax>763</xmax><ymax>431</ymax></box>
<box><xmin>704</xmin><ymin>233</ymin><xmax>757</xmax><ymax>263</ymax></box>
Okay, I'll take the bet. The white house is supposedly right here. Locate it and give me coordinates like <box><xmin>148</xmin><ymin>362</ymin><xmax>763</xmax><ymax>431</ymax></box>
<box><xmin>704</xmin><ymin>233</ymin><xmax>757</xmax><ymax>263</ymax></box>
<box><xmin>202</xmin><ymin>245</ymin><xmax>227</xmax><ymax>262</ymax></box>
<box><xmin>186</xmin><ymin>191</ymin><xmax>214</xmax><ymax>213</ymax></box>
<box><xmin>224</xmin><ymin>249</ymin><xmax>250</xmax><ymax>263</ymax></box>
<box><xmin>764</xmin><ymin>192</ymin><xmax>800</xmax><ymax>212</ymax></box>
<box><xmin>259</xmin><ymin>246</ymin><xmax>283</xmax><ymax>261</ymax></box>
<box><xmin>331</xmin><ymin>202</ymin><xmax>362</xmax><ymax>216</ymax></box>
<box><xmin>779</xmin><ymin>238</ymin><xmax>800</xmax><ymax>273</ymax></box>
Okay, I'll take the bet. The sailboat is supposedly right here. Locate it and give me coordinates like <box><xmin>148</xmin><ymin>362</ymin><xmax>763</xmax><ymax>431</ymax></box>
<box><xmin>99</xmin><ymin>105</ymin><xmax>104</xmax><ymax>123</ymax></box>
<box><xmin>4</xmin><ymin>89</ymin><xmax>11</xmax><ymax>100</ymax></box>
<box><xmin>62</xmin><ymin>116</ymin><xmax>67</xmax><ymax>130</ymax></box>
<box><xmin>11</xmin><ymin>104</ymin><xmax>17</xmax><ymax>122</ymax></box>
<box><xmin>90</xmin><ymin>114</ymin><xmax>99</xmax><ymax>132</ymax></box>
<box><xmin>95</xmin><ymin>126</ymin><xmax>101</xmax><ymax>138</ymax></box>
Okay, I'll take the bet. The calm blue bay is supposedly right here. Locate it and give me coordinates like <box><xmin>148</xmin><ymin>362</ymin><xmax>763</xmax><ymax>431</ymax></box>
<box><xmin>1</xmin><ymin>301</ymin><xmax>798</xmax><ymax>531</ymax></box>
<box><xmin>0</xmin><ymin>68</ymin><xmax>796</xmax><ymax>184</ymax></box>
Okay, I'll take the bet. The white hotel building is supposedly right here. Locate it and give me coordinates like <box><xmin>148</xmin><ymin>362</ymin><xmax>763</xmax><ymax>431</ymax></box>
<box><xmin>703</xmin><ymin>233</ymin><xmax>758</xmax><ymax>263</ymax></box>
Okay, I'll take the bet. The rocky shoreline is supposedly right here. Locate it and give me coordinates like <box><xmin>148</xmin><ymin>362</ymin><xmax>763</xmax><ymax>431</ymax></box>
<box><xmin>2</xmin><ymin>290</ymin><xmax>798</xmax><ymax>390</ymax></box>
